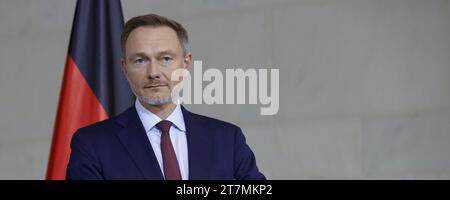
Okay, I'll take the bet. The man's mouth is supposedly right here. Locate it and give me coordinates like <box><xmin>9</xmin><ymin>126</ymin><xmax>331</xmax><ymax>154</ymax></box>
<box><xmin>145</xmin><ymin>85</ymin><xmax>166</xmax><ymax>89</ymax></box>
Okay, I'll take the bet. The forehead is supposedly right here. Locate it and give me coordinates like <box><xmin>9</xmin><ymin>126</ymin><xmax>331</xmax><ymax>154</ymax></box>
<box><xmin>125</xmin><ymin>26</ymin><xmax>181</xmax><ymax>54</ymax></box>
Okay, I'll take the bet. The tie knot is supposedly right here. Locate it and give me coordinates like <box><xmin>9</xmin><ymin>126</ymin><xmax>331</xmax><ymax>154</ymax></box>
<box><xmin>156</xmin><ymin>120</ymin><xmax>172</xmax><ymax>133</ymax></box>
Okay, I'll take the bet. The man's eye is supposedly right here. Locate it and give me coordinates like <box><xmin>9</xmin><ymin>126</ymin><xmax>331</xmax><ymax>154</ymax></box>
<box><xmin>162</xmin><ymin>56</ymin><xmax>173</xmax><ymax>62</ymax></box>
<box><xmin>133</xmin><ymin>58</ymin><xmax>145</xmax><ymax>64</ymax></box>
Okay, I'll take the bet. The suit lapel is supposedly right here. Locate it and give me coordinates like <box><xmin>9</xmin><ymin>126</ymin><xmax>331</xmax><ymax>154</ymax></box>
<box><xmin>182</xmin><ymin>106</ymin><xmax>214</xmax><ymax>180</ymax></box>
<box><xmin>114</xmin><ymin>107</ymin><xmax>164</xmax><ymax>180</ymax></box>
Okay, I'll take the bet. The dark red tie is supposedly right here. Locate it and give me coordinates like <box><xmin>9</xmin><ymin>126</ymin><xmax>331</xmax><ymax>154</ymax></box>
<box><xmin>156</xmin><ymin>120</ymin><xmax>181</xmax><ymax>180</ymax></box>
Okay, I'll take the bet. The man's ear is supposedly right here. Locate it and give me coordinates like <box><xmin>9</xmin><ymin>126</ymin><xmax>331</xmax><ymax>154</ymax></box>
<box><xmin>121</xmin><ymin>58</ymin><xmax>128</xmax><ymax>76</ymax></box>
<box><xmin>184</xmin><ymin>52</ymin><xmax>192</xmax><ymax>70</ymax></box>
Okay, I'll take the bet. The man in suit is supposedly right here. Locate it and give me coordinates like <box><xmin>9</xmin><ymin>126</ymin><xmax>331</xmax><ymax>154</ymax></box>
<box><xmin>66</xmin><ymin>13</ymin><xmax>265</xmax><ymax>180</ymax></box>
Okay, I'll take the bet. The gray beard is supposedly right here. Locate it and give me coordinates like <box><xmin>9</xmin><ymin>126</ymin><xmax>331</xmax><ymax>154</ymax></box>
<box><xmin>137</xmin><ymin>95</ymin><xmax>172</xmax><ymax>106</ymax></box>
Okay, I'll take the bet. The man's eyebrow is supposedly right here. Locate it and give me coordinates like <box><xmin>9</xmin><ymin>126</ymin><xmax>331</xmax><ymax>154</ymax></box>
<box><xmin>128</xmin><ymin>52</ymin><xmax>147</xmax><ymax>59</ymax></box>
<box><xmin>127</xmin><ymin>50</ymin><xmax>176</xmax><ymax>60</ymax></box>
<box><xmin>156</xmin><ymin>50</ymin><xmax>176</xmax><ymax>56</ymax></box>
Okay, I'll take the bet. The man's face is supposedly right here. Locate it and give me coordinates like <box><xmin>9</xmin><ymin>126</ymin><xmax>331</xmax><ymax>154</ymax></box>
<box><xmin>122</xmin><ymin>26</ymin><xmax>191</xmax><ymax>106</ymax></box>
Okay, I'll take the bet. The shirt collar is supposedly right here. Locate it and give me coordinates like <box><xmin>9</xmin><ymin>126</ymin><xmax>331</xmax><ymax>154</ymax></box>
<box><xmin>135</xmin><ymin>99</ymin><xmax>186</xmax><ymax>133</ymax></box>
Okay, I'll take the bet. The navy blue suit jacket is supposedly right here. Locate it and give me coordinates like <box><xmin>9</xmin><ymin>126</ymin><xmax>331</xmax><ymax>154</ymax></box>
<box><xmin>66</xmin><ymin>106</ymin><xmax>265</xmax><ymax>180</ymax></box>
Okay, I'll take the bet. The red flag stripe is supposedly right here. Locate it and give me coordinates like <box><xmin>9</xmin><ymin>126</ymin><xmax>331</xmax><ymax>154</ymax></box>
<box><xmin>46</xmin><ymin>56</ymin><xmax>109</xmax><ymax>180</ymax></box>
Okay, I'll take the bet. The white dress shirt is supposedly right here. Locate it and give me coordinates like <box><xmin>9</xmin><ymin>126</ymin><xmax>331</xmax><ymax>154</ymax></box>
<box><xmin>135</xmin><ymin>99</ymin><xmax>189</xmax><ymax>180</ymax></box>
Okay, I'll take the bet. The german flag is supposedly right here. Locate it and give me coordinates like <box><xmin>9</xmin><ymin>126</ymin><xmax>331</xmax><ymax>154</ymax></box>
<box><xmin>46</xmin><ymin>0</ymin><xmax>133</xmax><ymax>180</ymax></box>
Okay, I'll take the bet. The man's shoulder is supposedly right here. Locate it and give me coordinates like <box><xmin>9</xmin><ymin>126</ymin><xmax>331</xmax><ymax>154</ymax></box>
<box><xmin>76</xmin><ymin>117</ymin><xmax>118</xmax><ymax>133</ymax></box>
<box><xmin>72</xmin><ymin>117</ymin><xmax>119</xmax><ymax>142</ymax></box>
<box><xmin>73</xmin><ymin>105</ymin><xmax>244</xmax><ymax>139</ymax></box>
<box><xmin>182</xmin><ymin>107</ymin><xmax>241</xmax><ymax>133</ymax></box>
<box><xmin>72</xmin><ymin>107</ymin><xmax>134</xmax><ymax>141</ymax></box>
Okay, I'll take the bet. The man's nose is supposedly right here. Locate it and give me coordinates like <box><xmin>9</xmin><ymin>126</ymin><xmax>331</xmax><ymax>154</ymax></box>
<box><xmin>146</xmin><ymin>60</ymin><xmax>161</xmax><ymax>79</ymax></box>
